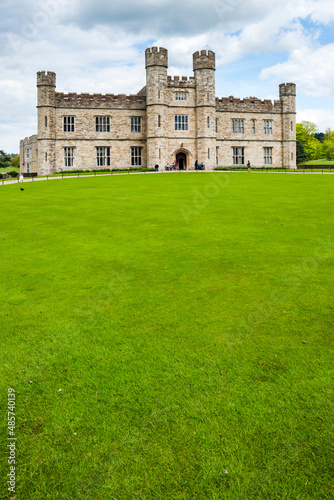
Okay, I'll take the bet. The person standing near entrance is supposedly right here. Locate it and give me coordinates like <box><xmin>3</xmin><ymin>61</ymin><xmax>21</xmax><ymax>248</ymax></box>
<box><xmin>19</xmin><ymin>172</ymin><xmax>24</xmax><ymax>182</ymax></box>
<box><xmin>195</xmin><ymin>160</ymin><xmax>198</xmax><ymax>170</ymax></box>
<box><xmin>247</xmin><ymin>160</ymin><xmax>251</xmax><ymax>172</ymax></box>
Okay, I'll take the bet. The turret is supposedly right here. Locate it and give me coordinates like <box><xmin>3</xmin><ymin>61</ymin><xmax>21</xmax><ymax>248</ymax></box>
<box><xmin>36</xmin><ymin>71</ymin><xmax>57</xmax><ymax>174</ymax></box>
<box><xmin>279</xmin><ymin>83</ymin><xmax>296</xmax><ymax>168</ymax></box>
<box><xmin>145</xmin><ymin>47</ymin><xmax>168</xmax><ymax>69</ymax></box>
<box><xmin>193</xmin><ymin>50</ymin><xmax>216</xmax><ymax>170</ymax></box>
<box><xmin>193</xmin><ymin>50</ymin><xmax>215</xmax><ymax>71</ymax></box>
<box><xmin>37</xmin><ymin>71</ymin><xmax>56</xmax><ymax>106</ymax></box>
<box><xmin>145</xmin><ymin>47</ymin><xmax>168</xmax><ymax>168</ymax></box>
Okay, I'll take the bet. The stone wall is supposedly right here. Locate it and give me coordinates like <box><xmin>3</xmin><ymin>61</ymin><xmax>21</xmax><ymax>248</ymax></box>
<box><xmin>20</xmin><ymin>135</ymin><xmax>38</xmax><ymax>173</ymax></box>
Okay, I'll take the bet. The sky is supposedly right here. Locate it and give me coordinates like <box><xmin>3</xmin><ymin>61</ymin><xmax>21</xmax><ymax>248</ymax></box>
<box><xmin>1</xmin><ymin>0</ymin><xmax>334</xmax><ymax>153</ymax></box>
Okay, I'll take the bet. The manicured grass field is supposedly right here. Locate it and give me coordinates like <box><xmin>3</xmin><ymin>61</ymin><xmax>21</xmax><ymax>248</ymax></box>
<box><xmin>300</xmin><ymin>159</ymin><xmax>334</xmax><ymax>165</ymax></box>
<box><xmin>1</xmin><ymin>173</ymin><xmax>333</xmax><ymax>499</ymax></box>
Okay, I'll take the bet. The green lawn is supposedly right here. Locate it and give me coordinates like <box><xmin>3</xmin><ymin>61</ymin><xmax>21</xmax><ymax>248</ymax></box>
<box><xmin>1</xmin><ymin>173</ymin><xmax>333</xmax><ymax>499</ymax></box>
<box><xmin>299</xmin><ymin>159</ymin><xmax>334</xmax><ymax>165</ymax></box>
<box><xmin>0</xmin><ymin>167</ymin><xmax>19</xmax><ymax>175</ymax></box>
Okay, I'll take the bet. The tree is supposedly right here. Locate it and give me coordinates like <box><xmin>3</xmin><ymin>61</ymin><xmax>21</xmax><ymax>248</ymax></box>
<box><xmin>11</xmin><ymin>154</ymin><xmax>20</xmax><ymax>168</ymax></box>
<box><xmin>0</xmin><ymin>150</ymin><xmax>12</xmax><ymax>169</ymax></box>
<box><xmin>296</xmin><ymin>121</ymin><xmax>322</xmax><ymax>160</ymax></box>
<box><xmin>314</xmin><ymin>132</ymin><xmax>325</xmax><ymax>143</ymax></box>
<box><xmin>296</xmin><ymin>141</ymin><xmax>308</xmax><ymax>164</ymax></box>
<box><xmin>322</xmin><ymin>141</ymin><xmax>334</xmax><ymax>160</ymax></box>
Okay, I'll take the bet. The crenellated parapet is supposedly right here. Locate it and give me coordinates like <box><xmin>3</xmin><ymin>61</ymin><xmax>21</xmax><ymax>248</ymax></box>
<box><xmin>279</xmin><ymin>83</ymin><xmax>296</xmax><ymax>97</ymax></box>
<box><xmin>193</xmin><ymin>50</ymin><xmax>215</xmax><ymax>71</ymax></box>
<box><xmin>145</xmin><ymin>47</ymin><xmax>168</xmax><ymax>68</ymax></box>
<box><xmin>167</xmin><ymin>76</ymin><xmax>195</xmax><ymax>88</ymax></box>
<box><xmin>216</xmin><ymin>96</ymin><xmax>282</xmax><ymax>113</ymax></box>
<box><xmin>55</xmin><ymin>92</ymin><xmax>146</xmax><ymax>109</ymax></box>
<box><xmin>21</xmin><ymin>134</ymin><xmax>38</xmax><ymax>144</ymax></box>
<box><xmin>37</xmin><ymin>71</ymin><xmax>56</xmax><ymax>87</ymax></box>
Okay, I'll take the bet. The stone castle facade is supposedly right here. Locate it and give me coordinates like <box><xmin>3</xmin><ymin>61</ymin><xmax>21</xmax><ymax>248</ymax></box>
<box><xmin>20</xmin><ymin>47</ymin><xmax>296</xmax><ymax>174</ymax></box>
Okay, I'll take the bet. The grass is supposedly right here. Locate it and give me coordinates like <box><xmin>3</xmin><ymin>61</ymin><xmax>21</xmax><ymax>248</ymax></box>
<box><xmin>0</xmin><ymin>167</ymin><xmax>19</xmax><ymax>175</ymax></box>
<box><xmin>0</xmin><ymin>173</ymin><xmax>333</xmax><ymax>499</ymax></box>
<box><xmin>299</xmin><ymin>159</ymin><xmax>334</xmax><ymax>165</ymax></box>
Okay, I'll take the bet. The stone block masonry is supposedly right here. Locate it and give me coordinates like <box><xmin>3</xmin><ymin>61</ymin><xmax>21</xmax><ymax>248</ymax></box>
<box><xmin>20</xmin><ymin>48</ymin><xmax>296</xmax><ymax>175</ymax></box>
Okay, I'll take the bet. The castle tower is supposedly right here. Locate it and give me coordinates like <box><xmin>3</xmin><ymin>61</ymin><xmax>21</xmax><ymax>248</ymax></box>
<box><xmin>280</xmin><ymin>83</ymin><xmax>296</xmax><ymax>169</ymax></box>
<box><xmin>37</xmin><ymin>71</ymin><xmax>56</xmax><ymax>174</ymax></box>
<box><xmin>193</xmin><ymin>50</ymin><xmax>216</xmax><ymax>170</ymax></box>
<box><xmin>145</xmin><ymin>47</ymin><xmax>168</xmax><ymax>168</ymax></box>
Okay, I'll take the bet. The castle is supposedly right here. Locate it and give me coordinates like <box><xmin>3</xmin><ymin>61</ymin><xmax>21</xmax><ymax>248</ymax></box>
<box><xmin>20</xmin><ymin>47</ymin><xmax>296</xmax><ymax>174</ymax></box>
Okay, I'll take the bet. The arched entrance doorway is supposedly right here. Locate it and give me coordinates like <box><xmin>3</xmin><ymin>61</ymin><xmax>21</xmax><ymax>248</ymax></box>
<box><xmin>176</xmin><ymin>152</ymin><xmax>187</xmax><ymax>170</ymax></box>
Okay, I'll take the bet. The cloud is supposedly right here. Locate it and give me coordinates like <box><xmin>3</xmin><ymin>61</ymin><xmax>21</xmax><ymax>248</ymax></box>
<box><xmin>1</xmin><ymin>0</ymin><xmax>334</xmax><ymax>152</ymax></box>
<box><xmin>297</xmin><ymin>108</ymin><xmax>334</xmax><ymax>131</ymax></box>
<box><xmin>261</xmin><ymin>44</ymin><xmax>334</xmax><ymax>97</ymax></box>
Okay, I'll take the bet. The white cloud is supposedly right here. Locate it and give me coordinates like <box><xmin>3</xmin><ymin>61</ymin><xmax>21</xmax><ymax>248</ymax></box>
<box><xmin>261</xmin><ymin>44</ymin><xmax>334</xmax><ymax>97</ymax></box>
<box><xmin>297</xmin><ymin>108</ymin><xmax>334</xmax><ymax>131</ymax></box>
<box><xmin>1</xmin><ymin>0</ymin><xmax>334</xmax><ymax>152</ymax></box>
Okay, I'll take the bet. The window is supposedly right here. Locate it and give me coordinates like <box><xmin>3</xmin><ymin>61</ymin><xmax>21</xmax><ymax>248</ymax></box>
<box><xmin>158</xmin><ymin>115</ymin><xmax>161</xmax><ymax>127</ymax></box>
<box><xmin>264</xmin><ymin>147</ymin><xmax>272</xmax><ymax>164</ymax></box>
<box><xmin>64</xmin><ymin>147</ymin><xmax>75</xmax><ymax>167</ymax></box>
<box><xmin>45</xmin><ymin>152</ymin><xmax>47</xmax><ymax>161</ymax></box>
<box><xmin>158</xmin><ymin>90</ymin><xmax>161</xmax><ymax>99</ymax></box>
<box><xmin>174</xmin><ymin>115</ymin><xmax>188</xmax><ymax>131</ymax></box>
<box><xmin>233</xmin><ymin>147</ymin><xmax>245</xmax><ymax>165</ymax></box>
<box><xmin>36</xmin><ymin>149</ymin><xmax>38</xmax><ymax>157</ymax></box>
<box><xmin>208</xmin><ymin>148</ymin><xmax>210</xmax><ymax>159</ymax></box>
<box><xmin>263</xmin><ymin>120</ymin><xmax>272</xmax><ymax>134</ymax></box>
<box><xmin>26</xmin><ymin>163</ymin><xmax>30</xmax><ymax>173</ymax></box>
<box><xmin>207</xmin><ymin>116</ymin><xmax>210</xmax><ymax>128</ymax></box>
<box><xmin>252</xmin><ymin>119</ymin><xmax>255</xmax><ymax>134</ymax></box>
<box><xmin>207</xmin><ymin>93</ymin><xmax>210</xmax><ymax>101</ymax></box>
<box><xmin>45</xmin><ymin>116</ymin><xmax>48</xmax><ymax>128</ymax></box>
<box><xmin>131</xmin><ymin>147</ymin><xmax>142</xmax><ymax>166</ymax></box>
<box><xmin>291</xmin><ymin>121</ymin><xmax>293</xmax><ymax>131</ymax></box>
<box><xmin>215</xmin><ymin>118</ymin><xmax>218</xmax><ymax>133</ymax></box>
<box><xmin>26</xmin><ymin>147</ymin><xmax>30</xmax><ymax>159</ymax></box>
<box><xmin>96</xmin><ymin>116</ymin><xmax>110</xmax><ymax>132</ymax></box>
<box><xmin>175</xmin><ymin>92</ymin><xmax>187</xmax><ymax>101</ymax></box>
<box><xmin>159</xmin><ymin>148</ymin><xmax>161</xmax><ymax>160</ymax></box>
<box><xmin>232</xmin><ymin>119</ymin><xmax>244</xmax><ymax>133</ymax></box>
<box><xmin>63</xmin><ymin>116</ymin><xmax>75</xmax><ymax>132</ymax></box>
<box><xmin>216</xmin><ymin>147</ymin><xmax>219</xmax><ymax>165</ymax></box>
<box><xmin>131</xmin><ymin>117</ymin><xmax>141</xmax><ymax>132</ymax></box>
<box><xmin>291</xmin><ymin>152</ymin><xmax>293</xmax><ymax>160</ymax></box>
<box><xmin>96</xmin><ymin>147</ymin><xmax>110</xmax><ymax>167</ymax></box>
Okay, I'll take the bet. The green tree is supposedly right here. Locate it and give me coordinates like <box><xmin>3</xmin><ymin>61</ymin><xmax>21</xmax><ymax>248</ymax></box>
<box><xmin>296</xmin><ymin>121</ymin><xmax>322</xmax><ymax>160</ymax></box>
<box><xmin>296</xmin><ymin>140</ymin><xmax>308</xmax><ymax>163</ymax></box>
<box><xmin>322</xmin><ymin>140</ymin><xmax>334</xmax><ymax>160</ymax></box>
<box><xmin>314</xmin><ymin>132</ymin><xmax>325</xmax><ymax>143</ymax></box>
<box><xmin>0</xmin><ymin>150</ymin><xmax>12</xmax><ymax>169</ymax></box>
<box><xmin>10</xmin><ymin>154</ymin><xmax>20</xmax><ymax>168</ymax></box>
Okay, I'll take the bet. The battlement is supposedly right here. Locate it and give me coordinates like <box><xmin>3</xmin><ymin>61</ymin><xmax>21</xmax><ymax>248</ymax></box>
<box><xmin>167</xmin><ymin>75</ymin><xmax>195</xmax><ymax>88</ymax></box>
<box><xmin>145</xmin><ymin>47</ymin><xmax>168</xmax><ymax>68</ymax></box>
<box><xmin>193</xmin><ymin>50</ymin><xmax>215</xmax><ymax>71</ymax></box>
<box><xmin>279</xmin><ymin>83</ymin><xmax>296</xmax><ymax>97</ymax></box>
<box><xmin>216</xmin><ymin>96</ymin><xmax>282</xmax><ymax>113</ymax></box>
<box><xmin>21</xmin><ymin>134</ymin><xmax>37</xmax><ymax>144</ymax></box>
<box><xmin>37</xmin><ymin>71</ymin><xmax>56</xmax><ymax>87</ymax></box>
<box><xmin>55</xmin><ymin>92</ymin><xmax>146</xmax><ymax>109</ymax></box>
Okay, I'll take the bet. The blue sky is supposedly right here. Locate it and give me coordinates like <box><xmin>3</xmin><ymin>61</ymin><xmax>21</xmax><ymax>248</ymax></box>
<box><xmin>1</xmin><ymin>0</ymin><xmax>334</xmax><ymax>153</ymax></box>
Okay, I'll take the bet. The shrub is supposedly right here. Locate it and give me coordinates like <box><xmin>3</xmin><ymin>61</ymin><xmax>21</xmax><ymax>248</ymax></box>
<box><xmin>8</xmin><ymin>170</ymin><xmax>19</xmax><ymax>177</ymax></box>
